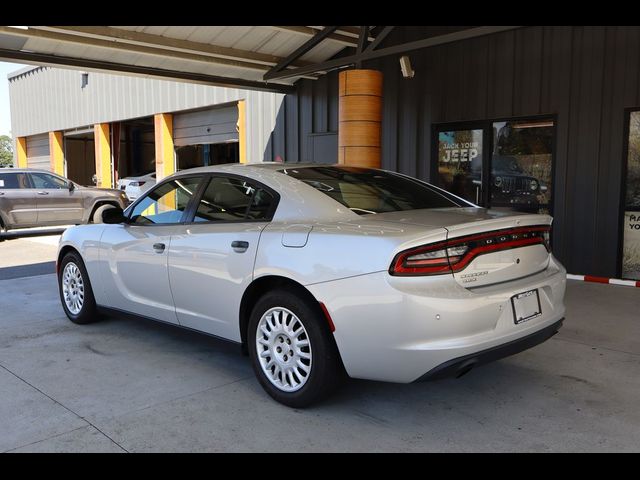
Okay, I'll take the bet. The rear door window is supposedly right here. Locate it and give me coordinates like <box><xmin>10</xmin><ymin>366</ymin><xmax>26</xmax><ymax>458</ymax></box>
<box><xmin>192</xmin><ymin>176</ymin><xmax>275</xmax><ymax>223</ymax></box>
<box><xmin>0</xmin><ymin>172</ymin><xmax>31</xmax><ymax>189</ymax></box>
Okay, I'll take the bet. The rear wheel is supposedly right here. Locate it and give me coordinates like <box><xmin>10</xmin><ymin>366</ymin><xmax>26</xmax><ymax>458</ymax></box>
<box><xmin>58</xmin><ymin>251</ymin><xmax>100</xmax><ymax>324</ymax></box>
<box><xmin>248</xmin><ymin>290</ymin><xmax>344</xmax><ymax>407</ymax></box>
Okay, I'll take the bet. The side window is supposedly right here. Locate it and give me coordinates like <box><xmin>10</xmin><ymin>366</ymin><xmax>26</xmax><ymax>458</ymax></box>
<box><xmin>193</xmin><ymin>176</ymin><xmax>274</xmax><ymax>222</ymax></box>
<box><xmin>129</xmin><ymin>177</ymin><xmax>202</xmax><ymax>225</ymax></box>
<box><xmin>0</xmin><ymin>172</ymin><xmax>30</xmax><ymax>189</ymax></box>
<box><xmin>30</xmin><ymin>173</ymin><xmax>68</xmax><ymax>189</ymax></box>
<box><xmin>246</xmin><ymin>187</ymin><xmax>275</xmax><ymax>220</ymax></box>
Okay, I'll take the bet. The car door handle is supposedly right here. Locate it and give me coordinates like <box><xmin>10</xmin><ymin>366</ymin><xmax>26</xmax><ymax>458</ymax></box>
<box><xmin>153</xmin><ymin>243</ymin><xmax>166</xmax><ymax>253</ymax></box>
<box><xmin>37</xmin><ymin>191</ymin><xmax>49</xmax><ymax>195</ymax></box>
<box><xmin>231</xmin><ymin>240</ymin><xmax>249</xmax><ymax>253</ymax></box>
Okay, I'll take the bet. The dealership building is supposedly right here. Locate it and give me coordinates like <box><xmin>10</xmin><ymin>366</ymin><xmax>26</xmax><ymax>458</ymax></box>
<box><xmin>3</xmin><ymin>26</ymin><xmax>640</xmax><ymax>280</ymax></box>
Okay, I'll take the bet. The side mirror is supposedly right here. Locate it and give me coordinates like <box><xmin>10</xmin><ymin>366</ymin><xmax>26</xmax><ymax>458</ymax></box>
<box><xmin>68</xmin><ymin>181</ymin><xmax>75</xmax><ymax>191</ymax></box>
<box><xmin>100</xmin><ymin>206</ymin><xmax>127</xmax><ymax>224</ymax></box>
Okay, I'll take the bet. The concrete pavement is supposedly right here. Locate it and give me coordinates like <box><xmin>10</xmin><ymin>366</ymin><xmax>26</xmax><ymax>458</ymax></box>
<box><xmin>0</xmin><ymin>231</ymin><xmax>61</xmax><ymax>280</ymax></box>
<box><xmin>0</xmin><ymin>236</ymin><xmax>639</xmax><ymax>452</ymax></box>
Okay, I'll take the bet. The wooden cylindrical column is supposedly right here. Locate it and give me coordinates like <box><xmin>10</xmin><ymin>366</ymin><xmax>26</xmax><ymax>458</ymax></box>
<box><xmin>338</xmin><ymin>69</ymin><xmax>383</xmax><ymax>168</ymax></box>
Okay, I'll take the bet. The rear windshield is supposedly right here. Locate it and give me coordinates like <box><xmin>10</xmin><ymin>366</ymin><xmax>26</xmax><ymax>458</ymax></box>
<box><xmin>279</xmin><ymin>166</ymin><xmax>463</xmax><ymax>214</ymax></box>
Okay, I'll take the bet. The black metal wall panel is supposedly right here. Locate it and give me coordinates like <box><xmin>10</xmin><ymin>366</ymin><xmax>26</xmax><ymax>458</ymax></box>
<box><xmin>277</xmin><ymin>25</ymin><xmax>640</xmax><ymax>277</ymax></box>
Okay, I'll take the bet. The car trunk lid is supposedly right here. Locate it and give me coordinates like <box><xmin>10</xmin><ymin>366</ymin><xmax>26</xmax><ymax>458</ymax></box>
<box><xmin>357</xmin><ymin>207</ymin><xmax>552</xmax><ymax>287</ymax></box>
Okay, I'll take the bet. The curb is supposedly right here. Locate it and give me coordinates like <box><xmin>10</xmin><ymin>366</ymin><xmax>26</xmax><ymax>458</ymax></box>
<box><xmin>567</xmin><ymin>274</ymin><xmax>640</xmax><ymax>288</ymax></box>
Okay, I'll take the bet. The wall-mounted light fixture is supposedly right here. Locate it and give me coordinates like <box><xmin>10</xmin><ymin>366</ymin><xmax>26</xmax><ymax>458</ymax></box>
<box><xmin>81</xmin><ymin>72</ymin><xmax>89</xmax><ymax>89</ymax></box>
<box><xmin>399</xmin><ymin>55</ymin><xmax>415</xmax><ymax>79</ymax></box>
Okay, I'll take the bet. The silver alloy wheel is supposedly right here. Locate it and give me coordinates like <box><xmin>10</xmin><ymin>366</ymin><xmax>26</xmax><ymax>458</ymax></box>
<box><xmin>62</xmin><ymin>262</ymin><xmax>85</xmax><ymax>315</ymax></box>
<box><xmin>255</xmin><ymin>307</ymin><xmax>312</xmax><ymax>393</ymax></box>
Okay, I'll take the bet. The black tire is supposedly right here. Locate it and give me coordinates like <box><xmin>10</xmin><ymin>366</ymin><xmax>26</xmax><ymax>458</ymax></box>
<box><xmin>248</xmin><ymin>289</ymin><xmax>344</xmax><ymax>408</ymax></box>
<box><xmin>90</xmin><ymin>203</ymin><xmax>116</xmax><ymax>224</ymax></box>
<box><xmin>58</xmin><ymin>251</ymin><xmax>100</xmax><ymax>324</ymax></box>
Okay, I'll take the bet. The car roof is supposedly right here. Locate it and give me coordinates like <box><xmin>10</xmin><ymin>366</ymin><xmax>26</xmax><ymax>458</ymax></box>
<box><xmin>169</xmin><ymin>163</ymin><xmax>386</xmax><ymax>222</ymax></box>
<box><xmin>171</xmin><ymin>162</ymin><xmax>383</xmax><ymax>178</ymax></box>
<box><xmin>175</xmin><ymin>162</ymin><xmax>332</xmax><ymax>173</ymax></box>
<box><xmin>0</xmin><ymin>168</ymin><xmax>60</xmax><ymax>174</ymax></box>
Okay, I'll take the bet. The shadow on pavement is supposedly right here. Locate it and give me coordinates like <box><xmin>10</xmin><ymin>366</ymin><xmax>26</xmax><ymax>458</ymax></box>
<box><xmin>0</xmin><ymin>227</ymin><xmax>67</xmax><ymax>242</ymax></box>
<box><xmin>0</xmin><ymin>261</ymin><xmax>56</xmax><ymax>280</ymax></box>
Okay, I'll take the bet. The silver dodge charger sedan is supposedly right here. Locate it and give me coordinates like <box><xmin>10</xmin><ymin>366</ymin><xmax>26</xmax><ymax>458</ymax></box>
<box><xmin>56</xmin><ymin>163</ymin><xmax>566</xmax><ymax>407</ymax></box>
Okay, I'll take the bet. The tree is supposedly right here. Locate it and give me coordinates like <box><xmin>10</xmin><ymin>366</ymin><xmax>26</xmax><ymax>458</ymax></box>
<box><xmin>0</xmin><ymin>135</ymin><xmax>14</xmax><ymax>167</ymax></box>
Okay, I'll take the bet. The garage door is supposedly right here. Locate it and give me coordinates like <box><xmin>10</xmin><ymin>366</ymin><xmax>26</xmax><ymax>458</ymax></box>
<box><xmin>173</xmin><ymin>105</ymin><xmax>238</xmax><ymax>146</ymax></box>
<box><xmin>26</xmin><ymin>134</ymin><xmax>51</xmax><ymax>171</ymax></box>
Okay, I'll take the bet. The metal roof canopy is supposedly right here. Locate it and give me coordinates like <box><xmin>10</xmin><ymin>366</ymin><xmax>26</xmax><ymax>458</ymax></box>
<box><xmin>0</xmin><ymin>26</ymin><xmax>521</xmax><ymax>93</ymax></box>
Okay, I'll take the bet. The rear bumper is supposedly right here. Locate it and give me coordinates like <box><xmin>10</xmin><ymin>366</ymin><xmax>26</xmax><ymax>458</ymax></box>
<box><xmin>307</xmin><ymin>256</ymin><xmax>566</xmax><ymax>383</ymax></box>
<box><xmin>414</xmin><ymin>318</ymin><xmax>563</xmax><ymax>381</ymax></box>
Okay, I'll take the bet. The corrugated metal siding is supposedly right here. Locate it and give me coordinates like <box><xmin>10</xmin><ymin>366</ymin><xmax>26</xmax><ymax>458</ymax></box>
<box><xmin>263</xmin><ymin>74</ymin><xmax>338</xmax><ymax>164</ymax></box>
<box><xmin>8</xmin><ymin>66</ymin><xmax>285</xmax><ymax>164</ymax></box>
<box><xmin>245</xmin><ymin>89</ymin><xmax>285</xmax><ymax>162</ymax></box>
<box><xmin>26</xmin><ymin>133</ymin><xmax>50</xmax><ymax>171</ymax></box>
<box><xmin>282</xmin><ymin>25</ymin><xmax>640</xmax><ymax>278</ymax></box>
<box><xmin>173</xmin><ymin>105</ymin><xmax>238</xmax><ymax>146</ymax></box>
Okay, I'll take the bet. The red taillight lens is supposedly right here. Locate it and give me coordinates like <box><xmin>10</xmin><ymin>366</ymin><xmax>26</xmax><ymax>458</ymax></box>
<box><xmin>390</xmin><ymin>225</ymin><xmax>551</xmax><ymax>276</ymax></box>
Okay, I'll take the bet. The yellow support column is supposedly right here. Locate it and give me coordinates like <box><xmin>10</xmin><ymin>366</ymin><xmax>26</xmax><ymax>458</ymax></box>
<box><xmin>237</xmin><ymin>100</ymin><xmax>247</xmax><ymax>164</ymax></box>
<box><xmin>49</xmin><ymin>131</ymin><xmax>65</xmax><ymax>176</ymax></box>
<box><xmin>154</xmin><ymin>113</ymin><xmax>175</xmax><ymax>210</ymax></box>
<box><xmin>16</xmin><ymin>137</ymin><xmax>27</xmax><ymax>168</ymax></box>
<box><xmin>94</xmin><ymin>123</ymin><xmax>112</xmax><ymax>188</ymax></box>
<box><xmin>154</xmin><ymin>113</ymin><xmax>175</xmax><ymax>181</ymax></box>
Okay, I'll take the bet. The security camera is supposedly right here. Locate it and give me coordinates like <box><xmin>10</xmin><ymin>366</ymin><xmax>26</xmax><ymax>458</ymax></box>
<box><xmin>399</xmin><ymin>55</ymin><xmax>414</xmax><ymax>79</ymax></box>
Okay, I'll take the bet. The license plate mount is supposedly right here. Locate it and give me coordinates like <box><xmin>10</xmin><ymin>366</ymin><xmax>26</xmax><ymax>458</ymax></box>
<box><xmin>511</xmin><ymin>289</ymin><xmax>542</xmax><ymax>324</ymax></box>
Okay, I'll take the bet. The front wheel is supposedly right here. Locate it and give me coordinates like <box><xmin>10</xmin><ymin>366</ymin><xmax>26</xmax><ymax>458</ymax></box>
<box><xmin>91</xmin><ymin>204</ymin><xmax>116</xmax><ymax>224</ymax></box>
<box><xmin>248</xmin><ymin>290</ymin><xmax>344</xmax><ymax>407</ymax></box>
<box><xmin>58</xmin><ymin>251</ymin><xmax>100</xmax><ymax>324</ymax></box>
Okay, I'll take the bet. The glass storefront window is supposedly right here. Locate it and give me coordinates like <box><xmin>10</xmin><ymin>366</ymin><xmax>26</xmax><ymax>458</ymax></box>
<box><xmin>622</xmin><ymin>111</ymin><xmax>640</xmax><ymax>280</ymax></box>
<box><xmin>491</xmin><ymin>120</ymin><xmax>554</xmax><ymax>214</ymax></box>
<box><xmin>435</xmin><ymin>118</ymin><xmax>555</xmax><ymax>215</ymax></box>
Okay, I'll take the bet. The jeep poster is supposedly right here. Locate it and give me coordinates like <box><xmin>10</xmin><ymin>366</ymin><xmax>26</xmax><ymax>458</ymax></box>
<box><xmin>437</xmin><ymin>129</ymin><xmax>483</xmax><ymax>203</ymax></box>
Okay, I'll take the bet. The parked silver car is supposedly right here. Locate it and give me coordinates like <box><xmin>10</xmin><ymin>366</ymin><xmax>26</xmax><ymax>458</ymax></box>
<box><xmin>0</xmin><ymin>168</ymin><xmax>128</xmax><ymax>233</ymax></box>
<box><xmin>56</xmin><ymin>163</ymin><xmax>566</xmax><ymax>407</ymax></box>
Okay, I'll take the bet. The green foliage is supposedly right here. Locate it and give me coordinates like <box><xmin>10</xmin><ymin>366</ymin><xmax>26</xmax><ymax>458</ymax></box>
<box><xmin>0</xmin><ymin>135</ymin><xmax>14</xmax><ymax>167</ymax></box>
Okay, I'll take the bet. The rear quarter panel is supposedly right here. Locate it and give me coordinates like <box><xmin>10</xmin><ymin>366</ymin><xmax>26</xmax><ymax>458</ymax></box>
<box><xmin>253</xmin><ymin>221</ymin><xmax>448</xmax><ymax>285</ymax></box>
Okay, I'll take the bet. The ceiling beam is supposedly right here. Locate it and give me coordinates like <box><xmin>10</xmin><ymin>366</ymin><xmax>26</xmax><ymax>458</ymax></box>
<box><xmin>355</xmin><ymin>26</ymin><xmax>369</xmax><ymax>68</ymax></box>
<box><xmin>0</xmin><ymin>48</ymin><xmax>295</xmax><ymax>94</ymax></box>
<box><xmin>271</xmin><ymin>26</ymin><xmax>364</xmax><ymax>47</ymax></box>
<box><xmin>263</xmin><ymin>26</ymin><xmax>522</xmax><ymax>81</ymax></box>
<box><xmin>265</xmin><ymin>27</ymin><xmax>339</xmax><ymax>80</ymax></box>
<box><xmin>33</xmin><ymin>26</ymin><xmax>313</xmax><ymax>68</ymax></box>
<box><xmin>365</xmin><ymin>26</ymin><xmax>395</xmax><ymax>51</ymax></box>
<box><xmin>307</xmin><ymin>26</ymin><xmax>375</xmax><ymax>41</ymax></box>
<box><xmin>0</xmin><ymin>26</ymin><xmax>274</xmax><ymax>73</ymax></box>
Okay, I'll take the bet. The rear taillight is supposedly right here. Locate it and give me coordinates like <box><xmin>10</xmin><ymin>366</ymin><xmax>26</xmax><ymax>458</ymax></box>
<box><xmin>390</xmin><ymin>225</ymin><xmax>551</xmax><ymax>276</ymax></box>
